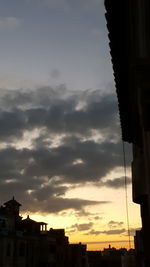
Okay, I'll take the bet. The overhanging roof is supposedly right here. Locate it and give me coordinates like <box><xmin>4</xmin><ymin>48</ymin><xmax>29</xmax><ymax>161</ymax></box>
<box><xmin>104</xmin><ymin>0</ymin><xmax>133</xmax><ymax>142</ymax></box>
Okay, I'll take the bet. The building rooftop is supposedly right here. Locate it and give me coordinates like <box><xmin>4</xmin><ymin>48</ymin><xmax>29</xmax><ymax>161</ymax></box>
<box><xmin>104</xmin><ymin>0</ymin><xmax>132</xmax><ymax>142</ymax></box>
<box><xmin>4</xmin><ymin>196</ymin><xmax>22</xmax><ymax>207</ymax></box>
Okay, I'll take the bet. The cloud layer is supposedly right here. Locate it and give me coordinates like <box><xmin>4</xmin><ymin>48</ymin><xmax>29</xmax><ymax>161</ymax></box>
<box><xmin>0</xmin><ymin>86</ymin><xmax>132</xmax><ymax>213</ymax></box>
<box><xmin>68</xmin><ymin>219</ymin><xmax>127</xmax><ymax>237</ymax></box>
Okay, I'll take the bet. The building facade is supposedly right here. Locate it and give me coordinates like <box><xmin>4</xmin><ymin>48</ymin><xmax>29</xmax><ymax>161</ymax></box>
<box><xmin>105</xmin><ymin>1</ymin><xmax>150</xmax><ymax>266</ymax></box>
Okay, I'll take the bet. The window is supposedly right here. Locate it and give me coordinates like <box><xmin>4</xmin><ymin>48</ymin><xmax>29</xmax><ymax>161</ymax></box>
<box><xmin>19</xmin><ymin>242</ymin><xmax>25</xmax><ymax>257</ymax></box>
<box><xmin>6</xmin><ymin>243</ymin><xmax>11</xmax><ymax>257</ymax></box>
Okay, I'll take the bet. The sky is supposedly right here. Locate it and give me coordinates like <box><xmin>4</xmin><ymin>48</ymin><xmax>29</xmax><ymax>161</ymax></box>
<box><xmin>0</xmin><ymin>0</ymin><xmax>141</xmax><ymax>250</ymax></box>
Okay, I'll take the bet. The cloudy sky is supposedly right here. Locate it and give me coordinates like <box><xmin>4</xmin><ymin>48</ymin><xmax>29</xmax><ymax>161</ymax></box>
<box><xmin>0</xmin><ymin>0</ymin><xmax>141</xmax><ymax>250</ymax></box>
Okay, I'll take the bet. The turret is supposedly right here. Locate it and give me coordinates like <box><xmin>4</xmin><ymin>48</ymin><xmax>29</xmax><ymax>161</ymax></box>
<box><xmin>4</xmin><ymin>196</ymin><xmax>21</xmax><ymax>218</ymax></box>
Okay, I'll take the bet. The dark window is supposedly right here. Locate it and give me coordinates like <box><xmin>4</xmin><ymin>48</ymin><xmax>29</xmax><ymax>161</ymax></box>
<box><xmin>82</xmin><ymin>258</ymin><xmax>86</xmax><ymax>266</ymax></box>
<box><xmin>49</xmin><ymin>244</ymin><xmax>56</xmax><ymax>253</ymax></box>
<box><xmin>6</xmin><ymin>243</ymin><xmax>11</xmax><ymax>257</ymax></box>
<box><xmin>19</xmin><ymin>242</ymin><xmax>25</xmax><ymax>257</ymax></box>
<box><xmin>82</xmin><ymin>249</ymin><xmax>86</xmax><ymax>255</ymax></box>
<box><xmin>2</xmin><ymin>220</ymin><xmax>6</xmax><ymax>228</ymax></box>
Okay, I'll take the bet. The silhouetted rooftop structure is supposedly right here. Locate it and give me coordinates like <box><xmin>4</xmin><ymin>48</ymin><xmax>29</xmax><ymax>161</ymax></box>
<box><xmin>0</xmin><ymin>197</ymin><xmax>89</xmax><ymax>267</ymax></box>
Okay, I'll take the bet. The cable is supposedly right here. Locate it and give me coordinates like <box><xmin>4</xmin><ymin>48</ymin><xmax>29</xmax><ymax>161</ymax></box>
<box><xmin>122</xmin><ymin>141</ymin><xmax>131</xmax><ymax>250</ymax></box>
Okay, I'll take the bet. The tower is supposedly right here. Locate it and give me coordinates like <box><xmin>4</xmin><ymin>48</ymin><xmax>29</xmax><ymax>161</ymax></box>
<box><xmin>4</xmin><ymin>196</ymin><xmax>21</xmax><ymax>219</ymax></box>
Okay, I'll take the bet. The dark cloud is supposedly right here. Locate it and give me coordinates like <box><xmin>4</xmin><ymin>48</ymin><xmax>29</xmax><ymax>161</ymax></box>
<box><xmin>69</xmin><ymin>222</ymin><xmax>93</xmax><ymax>232</ymax></box>
<box><xmin>0</xmin><ymin>87</ymin><xmax>132</xmax><ymax>213</ymax></box>
<box><xmin>100</xmin><ymin>228</ymin><xmax>126</xmax><ymax>235</ymax></box>
<box><xmin>21</xmin><ymin>197</ymin><xmax>102</xmax><ymax>213</ymax></box>
<box><xmin>0</xmin><ymin>181</ymin><xmax>104</xmax><ymax>213</ymax></box>
<box><xmin>0</xmin><ymin>140</ymin><xmax>128</xmax><ymax>184</ymax></box>
<box><xmin>108</xmin><ymin>221</ymin><xmax>124</xmax><ymax>228</ymax></box>
<box><xmin>0</xmin><ymin>109</ymin><xmax>26</xmax><ymax>141</ymax></box>
<box><xmin>0</xmin><ymin>87</ymin><xmax>119</xmax><ymax>139</ymax></box>
<box><xmin>87</xmin><ymin>228</ymin><xmax>126</xmax><ymax>236</ymax></box>
<box><xmin>87</xmin><ymin>230</ymin><xmax>103</xmax><ymax>236</ymax></box>
<box><xmin>100</xmin><ymin>177</ymin><xmax>131</xmax><ymax>189</ymax></box>
<box><xmin>94</xmin><ymin>216</ymin><xmax>102</xmax><ymax>220</ymax></box>
<box><xmin>124</xmin><ymin>228</ymin><xmax>141</xmax><ymax>237</ymax></box>
<box><xmin>71</xmin><ymin>210</ymin><xmax>96</xmax><ymax>218</ymax></box>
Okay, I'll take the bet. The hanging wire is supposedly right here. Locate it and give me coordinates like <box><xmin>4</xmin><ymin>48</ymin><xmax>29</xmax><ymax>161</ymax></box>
<box><xmin>122</xmin><ymin>141</ymin><xmax>131</xmax><ymax>249</ymax></box>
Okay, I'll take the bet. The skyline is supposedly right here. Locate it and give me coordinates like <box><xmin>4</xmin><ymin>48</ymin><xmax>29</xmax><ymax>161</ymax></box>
<box><xmin>0</xmin><ymin>0</ymin><xmax>141</xmax><ymax>250</ymax></box>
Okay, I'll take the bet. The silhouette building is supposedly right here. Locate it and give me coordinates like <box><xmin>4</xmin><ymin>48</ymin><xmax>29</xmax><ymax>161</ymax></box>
<box><xmin>0</xmin><ymin>197</ymin><xmax>88</xmax><ymax>267</ymax></box>
<box><xmin>105</xmin><ymin>0</ymin><xmax>150</xmax><ymax>266</ymax></box>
